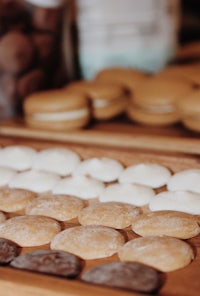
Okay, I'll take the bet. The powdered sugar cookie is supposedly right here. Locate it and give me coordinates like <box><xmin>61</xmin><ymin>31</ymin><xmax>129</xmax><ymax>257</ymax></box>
<box><xmin>32</xmin><ymin>148</ymin><xmax>81</xmax><ymax>176</ymax></box>
<box><xmin>0</xmin><ymin>188</ymin><xmax>36</xmax><ymax>213</ymax></box>
<box><xmin>0</xmin><ymin>215</ymin><xmax>61</xmax><ymax>247</ymax></box>
<box><xmin>149</xmin><ymin>191</ymin><xmax>200</xmax><ymax>215</ymax></box>
<box><xmin>118</xmin><ymin>236</ymin><xmax>194</xmax><ymax>272</ymax></box>
<box><xmin>0</xmin><ymin>167</ymin><xmax>17</xmax><ymax>187</ymax></box>
<box><xmin>131</xmin><ymin>211</ymin><xmax>200</xmax><ymax>239</ymax></box>
<box><xmin>119</xmin><ymin>163</ymin><xmax>171</xmax><ymax>188</ymax></box>
<box><xmin>78</xmin><ymin>202</ymin><xmax>141</xmax><ymax>229</ymax></box>
<box><xmin>51</xmin><ymin>225</ymin><xmax>125</xmax><ymax>259</ymax></box>
<box><xmin>0</xmin><ymin>145</ymin><xmax>37</xmax><ymax>171</ymax></box>
<box><xmin>9</xmin><ymin>170</ymin><xmax>60</xmax><ymax>193</ymax></box>
<box><xmin>167</xmin><ymin>169</ymin><xmax>200</xmax><ymax>193</ymax></box>
<box><xmin>73</xmin><ymin>157</ymin><xmax>124</xmax><ymax>182</ymax></box>
<box><xmin>25</xmin><ymin>194</ymin><xmax>86</xmax><ymax>221</ymax></box>
<box><xmin>53</xmin><ymin>175</ymin><xmax>105</xmax><ymax>200</ymax></box>
<box><xmin>99</xmin><ymin>183</ymin><xmax>155</xmax><ymax>206</ymax></box>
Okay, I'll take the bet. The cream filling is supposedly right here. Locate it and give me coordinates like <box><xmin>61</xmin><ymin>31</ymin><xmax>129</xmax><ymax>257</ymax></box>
<box><xmin>31</xmin><ymin>108</ymin><xmax>89</xmax><ymax>122</ymax></box>
<box><xmin>134</xmin><ymin>103</ymin><xmax>175</xmax><ymax>113</ymax></box>
<box><xmin>93</xmin><ymin>97</ymin><xmax>123</xmax><ymax>109</ymax></box>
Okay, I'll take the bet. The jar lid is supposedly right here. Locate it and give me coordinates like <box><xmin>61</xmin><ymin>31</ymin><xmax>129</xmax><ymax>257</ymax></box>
<box><xmin>25</xmin><ymin>0</ymin><xmax>66</xmax><ymax>8</ymax></box>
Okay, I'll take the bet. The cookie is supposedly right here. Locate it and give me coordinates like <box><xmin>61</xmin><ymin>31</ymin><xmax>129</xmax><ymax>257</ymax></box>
<box><xmin>9</xmin><ymin>170</ymin><xmax>60</xmax><ymax>193</ymax></box>
<box><xmin>23</xmin><ymin>89</ymin><xmax>90</xmax><ymax>130</ymax></box>
<box><xmin>0</xmin><ymin>188</ymin><xmax>37</xmax><ymax>213</ymax></box>
<box><xmin>119</xmin><ymin>163</ymin><xmax>171</xmax><ymax>188</ymax></box>
<box><xmin>53</xmin><ymin>175</ymin><xmax>105</xmax><ymax>200</ymax></box>
<box><xmin>81</xmin><ymin>262</ymin><xmax>164</xmax><ymax>294</ymax></box>
<box><xmin>0</xmin><ymin>167</ymin><xmax>16</xmax><ymax>187</ymax></box>
<box><xmin>32</xmin><ymin>147</ymin><xmax>81</xmax><ymax>176</ymax></box>
<box><xmin>149</xmin><ymin>191</ymin><xmax>200</xmax><ymax>215</ymax></box>
<box><xmin>50</xmin><ymin>225</ymin><xmax>125</xmax><ymax>259</ymax></box>
<box><xmin>10</xmin><ymin>250</ymin><xmax>83</xmax><ymax>278</ymax></box>
<box><xmin>73</xmin><ymin>157</ymin><xmax>124</xmax><ymax>182</ymax></box>
<box><xmin>0</xmin><ymin>215</ymin><xmax>61</xmax><ymax>247</ymax></box>
<box><xmin>131</xmin><ymin>211</ymin><xmax>200</xmax><ymax>239</ymax></box>
<box><xmin>118</xmin><ymin>236</ymin><xmax>194</xmax><ymax>272</ymax></box>
<box><xmin>78</xmin><ymin>202</ymin><xmax>141</xmax><ymax>229</ymax></box>
<box><xmin>0</xmin><ymin>238</ymin><xmax>20</xmax><ymax>265</ymax></box>
<box><xmin>0</xmin><ymin>211</ymin><xmax>6</xmax><ymax>223</ymax></box>
<box><xmin>99</xmin><ymin>183</ymin><xmax>155</xmax><ymax>206</ymax></box>
<box><xmin>167</xmin><ymin>169</ymin><xmax>200</xmax><ymax>193</ymax></box>
<box><xmin>25</xmin><ymin>194</ymin><xmax>86</xmax><ymax>221</ymax></box>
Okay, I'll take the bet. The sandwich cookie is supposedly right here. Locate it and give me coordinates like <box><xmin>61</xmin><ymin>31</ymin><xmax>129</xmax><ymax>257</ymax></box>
<box><xmin>50</xmin><ymin>225</ymin><xmax>125</xmax><ymax>260</ymax></box>
<box><xmin>118</xmin><ymin>236</ymin><xmax>194</xmax><ymax>272</ymax></box>
<box><xmin>73</xmin><ymin>157</ymin><xmax>124</xmax><ymax>182</ymax></box>
<box><xmin>119</xmin><ymin>163</ymin><xmax>171</xmax><ymax>188</ymax></box>
<box><xmin>23</xmin><ymin>89</ymin><xmax>90</xmax><ymax>130</ymax></box>
<box><xmin>32</xmin><ymin>147</ymin><xmax>81</xmax><ymax>176</ymax></box>
<box><xmin>127</xmin><ymin>77</ymin><xmax>192</xmax><ymax>126</ymax></box>
<box><xmin>176</xmin><ymin>90</ymin><xmax>200</xmax><ymax>132</ymax></box>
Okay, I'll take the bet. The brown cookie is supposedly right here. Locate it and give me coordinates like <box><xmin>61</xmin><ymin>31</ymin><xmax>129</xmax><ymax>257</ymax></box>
<box><xmin>10</xmin><ymin>250</ymin><xmax>83</xmax><ymax>278</ymax></box>
<box><xmin>81</xmin><ymin>262</ymin><xmax>164</xmax><ymax>294</ymax></box>
<box><xmin>0</xmin><ymin>238</ymin><xmax>20</xmax><ymax>265</ymax></box>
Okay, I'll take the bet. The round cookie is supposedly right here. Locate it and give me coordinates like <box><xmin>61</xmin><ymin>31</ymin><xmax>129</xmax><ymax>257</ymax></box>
<box><xmin>25</xmin><ymin>194</ymin><xmax>86</xmax><ymax>222</ymax></box>
<box><xmin>131</xmin><ymin>211</ymin><xmax>200</xmax><ymax>239</ymax></box>
<box><xmin>10</xmin><ymin>250</ymin><xmax>83</xmax><ymax>278</ymax></box>
<box><xmin>99</xmin><ymin>183</ymin><xmax>155</xmax><ymax>206</ymax></box>
<box><xmin>23</xmin><ymin>89</ymin><xmax>90</xmax><ymax>130</ymax></box>
<box><xmin>176</xmin><ymin>90</ymin><xmax>200</xmax><ymax>132</ymax></box>
<box><xmin>149</xmin><ymin>191</ymin><xmax>200</xmax><ymax>215</ymax></box>
<box><xmin>119</xmin><ymin>163</ymin><xmax>171</xmax><ymax>188</ymax></box>
<box><xmin>32</xmin><ymin>147</ymin><xmax>81</xmax><ymax>176</ymax></box>
<box><xmin>9</xmin><ymin>170</ymin><xmax>60</xmax><ymax>193</ymax></box>
<box><xmin>0</xmin><ymin>167</ymin><xmax>17</xmax><ymax>187</ymax></box>
<box><xmin>50</xmin><ymin>225</ymin><xmax>125</xmax><ymax>259</ymax></box>
<box><xmin>53</xmin><ymin>175</ymin><xmax>105</xmax><ymax>200</ymax></box>
<box><xmin>0</xmin><ymin>215</ymin><xmax>61</xmax><ymax>247</ymax></box>
<box><xmin>78</xmin><ymin>202</ymin><xmax>141</xmax><ymax>229</ymax></box>
<box><xmin>0</xmin><ymin>188</ymin><xmax>37</xmax><ymax>213</ymax></box>
<box><xmin>0</xmin><ymin>238</ymin><xmax>20</xmax><ymax>265</ymax></box>
<box><xmin>118</xmin><ymin>236</ymin><xmax>194</xmax><ymax>272</ymax></box>
<box><xmin>127</xmin><ymin>77</ymin><xmax>192</xmax><ymax>126</ymax></box>
<box><xmin>73</xmin><ymin>157</ymin><xmax>124</xmax><ymax>182</ymax></box>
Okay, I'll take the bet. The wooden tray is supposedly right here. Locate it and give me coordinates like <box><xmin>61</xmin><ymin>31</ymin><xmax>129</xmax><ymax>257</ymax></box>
<box><xmin>0</xmin><ymin>137</ymin><xmax>199</xmax><ymax>296</ymax></box>
<box><xmin>1</xmin><ymin>117</ymin><xmax>200</xmax><ymax>155</ymax></box>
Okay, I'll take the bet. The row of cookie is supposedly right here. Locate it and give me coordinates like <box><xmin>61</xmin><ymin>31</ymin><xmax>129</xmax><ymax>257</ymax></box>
<box><xmin>0</xmin><ymin>238</ymin><xmax>164</xmax><ymax>294</ymax></box>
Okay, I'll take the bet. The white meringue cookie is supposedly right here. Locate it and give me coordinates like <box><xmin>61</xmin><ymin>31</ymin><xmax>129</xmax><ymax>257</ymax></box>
<box><xmin>0</xmin><ymin>167</ymin><xmax>17</xmax><ymax>186</ymax></box>
<box><xmin>167</xmin><ymin>169</ymin><xmax>200</xmax><ymax>193</ymax></box>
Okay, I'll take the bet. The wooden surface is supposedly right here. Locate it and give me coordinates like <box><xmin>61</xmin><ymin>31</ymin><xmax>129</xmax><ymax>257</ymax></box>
<box><xmin>0</xmin><ymin>136</ymin><xmax>199</xmax><ymax>296</ymax></box>
<box><xmin>1</xmin><ymin>117</ymin><xmax>200</xmax><ymax>155</ymax></box>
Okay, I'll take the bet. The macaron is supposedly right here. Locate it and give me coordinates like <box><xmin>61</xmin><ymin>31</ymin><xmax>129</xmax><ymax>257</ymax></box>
<box><xmin>66</xmin><ymin>80</ymin><xmax>127</xmax><ymax>120</ymax></box>
<box><xmin>23</xmin><ymin>89</ymin><xmax>91</xmax><ymax>130</ymax></box>
<box><xmin>176</xmin><ymin>90</ymin><xmax>200</xmax><ymax>132</ymax></box>
<box><xmin>127</xmin><ymin>77</ymin><xmax>192</xmax><ymax>126</ymax></box>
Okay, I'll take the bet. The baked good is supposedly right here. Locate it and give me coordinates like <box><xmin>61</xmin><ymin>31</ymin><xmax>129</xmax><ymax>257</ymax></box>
<box><xmin>0</xmin><ymin>145</ymin><xmax>37</xmax><ymax>171</ymax></box>
<box><xmin>0</xmin><ymin>215</ymin><xmax>61</xmax><ymax>247</ymax></box>
<box><xmin>73</xmin><ymin>157</ymin><xmax>124</xmax><ymax>182</ymax></box>
<box><xmin>118</xmin><ymin>163</ymin><xmax>171</xmax><ymax>188</ymax></box>
<box><xmin>23</xmin><ymin>89</ymin><xmax>91</xmax><ymax>130</ymax></box>
<box><xmin>25</xmin><ymin>194</ymin><xmax>86</xmax><ymax>221</ymax></box>
<box><xmin>167</xmin><ymin>168</ymin><xmax>200</xmax><ymax>193</ymax></box>
<box><xmin>99</xmin><ymin>183</ymin><xmax>155</xmax><ymax>206</ymax></box>
<box><xmin>127</xmin><ymin>77</ymin><xmax>192</xmax><ymax>126</ymax></box>
<box><xmin>10</xmin><ymin>250</ymin><xmax>83</xmax><ymax>278</ymax></box>
<box><xmin>131</xmin><ymin>211</ymin><xmax>200</xmax><ymax>239</ymax></box>
<box><xmin>118</xmin><ymin>236</ymin><xmax>194</xmax><ymax>272</ymax></box>
<box><xmin>0</xmin><ymin>238</ymin><xmax>20</xmax><ymax>265</ymax></box>
<box><xmin>0</xmin><ymin>211</ymin><xmax>6</xmax><ymax>223</ymax></box>
<box><xmin>81</xmin><ymin>262</ymin><xmax>164</xmax><ymax>294</ymax></box>
<box><xmin>50</xmin><ymin>225</ymin><xmax>125</xmax><ymax>259</ymax></box>
<box><xmin>0</xmin><ymin>167</ymin><xmax>17</xmax><ymax>187</ymax></box>
<box><xmin>176</xmin><ymin>90</ymin><xmax>200</xmax><ymax>132</ymax></box>
<box><xmin>32</xmin><ymin>147</ymin><xmax>81</xmax><ymax>176</ymax></box>
<box><xmin>0</xmin><ymin>188</ymin><xmax>36</xmax><ymax>213</ymax></box>
<box><xmin>154</xmin><ymin>65</ymin><xmax>194</xmax><ymax>83</ymax></box>
<box><xmin>78</xmin><ymin>202</ymin><xmax>141</xmax><ymax>229</ymax></box>
<box><xmin>149</xmin><ymin>191</ymin><xmax>200</xmax><ymax>215</ymax></box>
<box><xmin>53</xmin><ymin>175</ymin><xmax>105</xmax><ymax>200</ymax></box>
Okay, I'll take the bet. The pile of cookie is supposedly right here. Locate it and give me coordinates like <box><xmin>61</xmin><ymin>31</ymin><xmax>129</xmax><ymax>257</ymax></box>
<box><xmin>23</xmin><ymin>64</ymin><xmax>200</xmax><ymax>132</ymax></box>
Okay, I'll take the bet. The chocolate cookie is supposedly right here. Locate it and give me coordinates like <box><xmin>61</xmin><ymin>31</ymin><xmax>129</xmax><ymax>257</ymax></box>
<box><xmin>0</xmin><ymin>238</ymin><xmax>20</xmax><ymax>265</ymax></box>
<box><xmin>10</xmin><ymin>250</ymin><xmax>84</xmax><ymax>278</ymax></box>
<box><xmin>81</xmin><ymin>262</ymin><xmax>164</xmax><ymax>294</ymax></box>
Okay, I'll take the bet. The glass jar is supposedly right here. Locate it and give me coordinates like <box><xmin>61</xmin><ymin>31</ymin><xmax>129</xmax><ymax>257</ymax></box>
<box><xmin>0</xmin><ymin>0</ymin><xmax>68</xmax><ymax>118</ymax></box>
